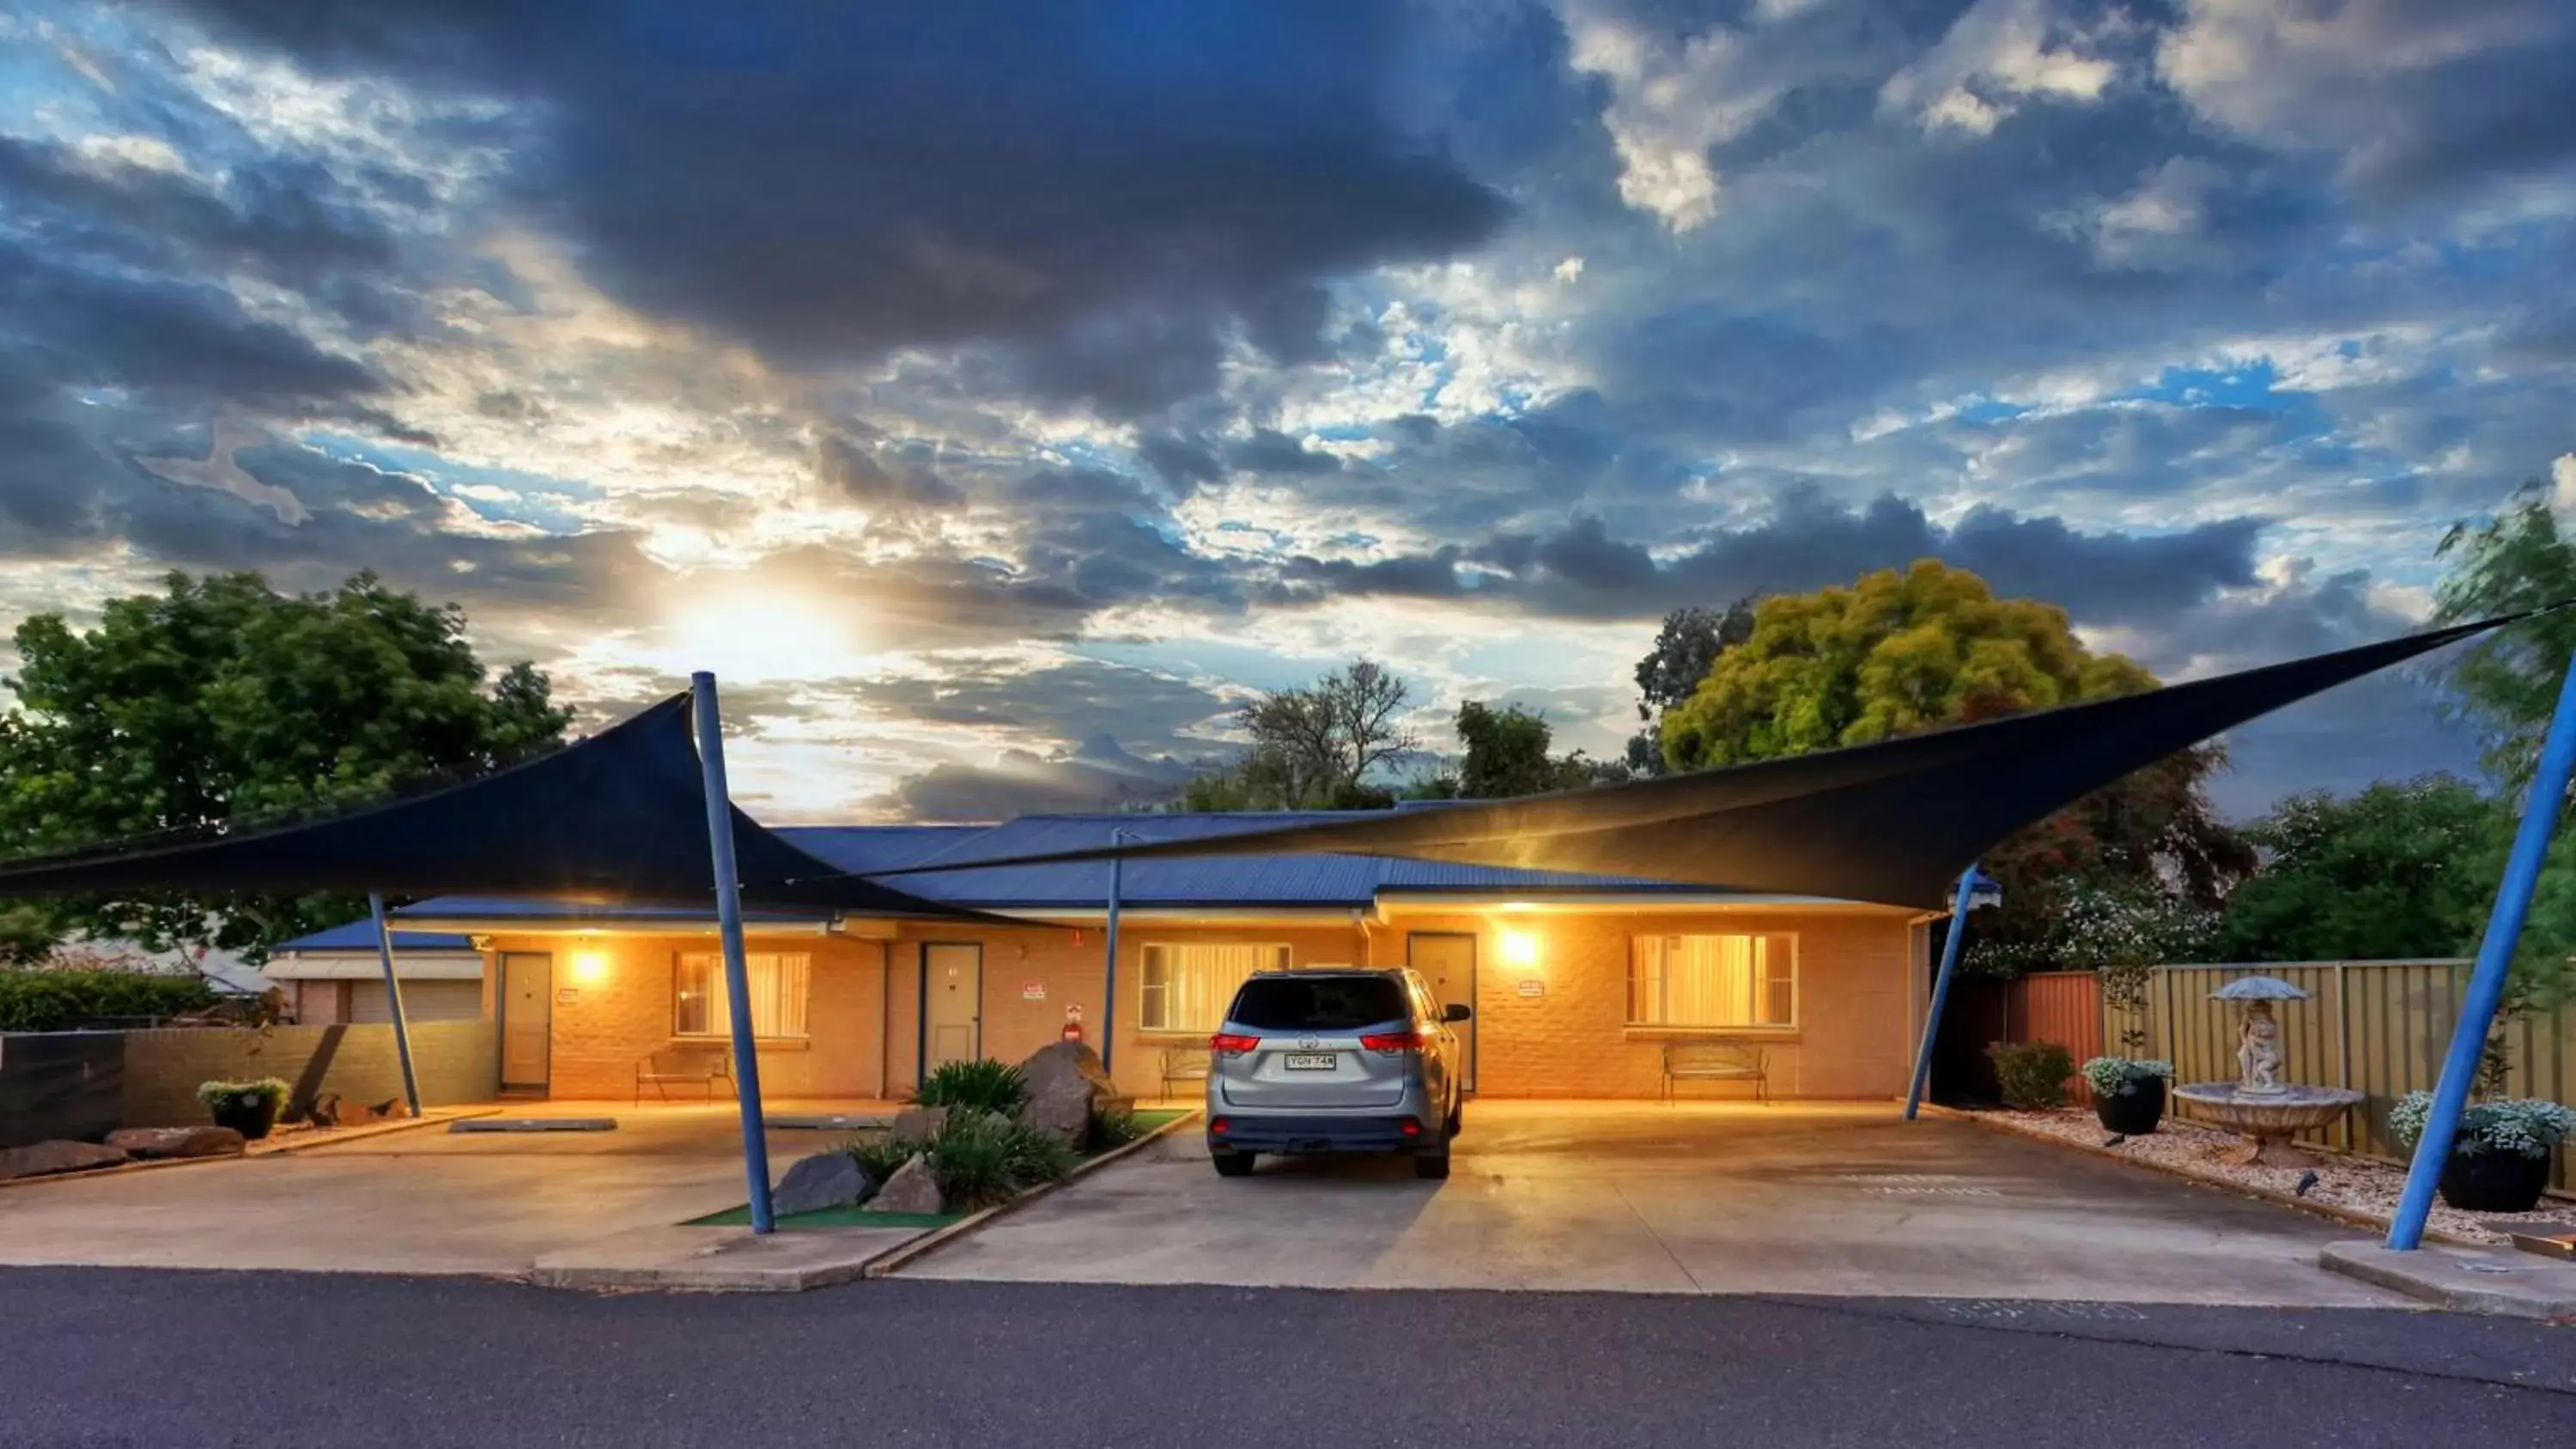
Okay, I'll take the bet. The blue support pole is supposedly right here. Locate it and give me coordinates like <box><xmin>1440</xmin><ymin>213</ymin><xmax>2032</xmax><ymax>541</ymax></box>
<box><xmin>368</xmin><ymin>891</ymin><xmax>423</xmax><ymax>1118</ymax></box>
<box><xmin>691</xmin><ymin>672</ymin><xmax>775</xmax><ymax>1234</ymax></box>
<box><xmin>1905</xmin><ymin>864</ymin><xmax>1986</xmax><ymax>1122</ymax></box>
<box><xmin>1101</xmin><ymin>828</ymin><xmax>1129</xmax><ymax>1075</ymax></box>
<box><xmin>2387</xmin><ymin>648</ymin><xmax>2576</xmax><ymax>1250</ymax></box>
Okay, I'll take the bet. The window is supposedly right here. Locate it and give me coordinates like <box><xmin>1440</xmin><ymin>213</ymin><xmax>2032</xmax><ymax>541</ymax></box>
<box><xmin>674</xmin><ymin>952</ymin><xmax>811</xmax><ymax>1039</ymax></box>
<box><xmin>1226</xmin><ymin>973</ymin><xmax>1408</xmax><ymax>1032</ymax></box>
<box><xmin>1139</xmin><ymin>943</ymin><xmax>1289</xmax><ymax>1032</ymax></box>
<box><xmin>1628</xmin><ymin>933</ymin><xmax>1795</xmax><ymax>1028</ymax></box>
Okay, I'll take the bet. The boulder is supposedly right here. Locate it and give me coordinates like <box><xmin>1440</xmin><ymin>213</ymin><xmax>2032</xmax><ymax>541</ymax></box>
<box><xmin>0</xmin><ymin>1140</ymin><xmax>130</xmax><ymax>1180</ymax></box>
<box><xmin>865</xmin><ymin>1153</ymin><xmax>944</xmax><ymax>1215</ymax></box>
<box><xmin>771</xmin><ymin>1151</ymin><xmax>875</xmax><ymax>1217</ymax></box>
<box><xmin>889</xmin><ymin>1106</ymin><xmax>950</xmax><ymax>1144</ymax></box>
<box><xmin>104</xmin><ymin>1126</ymin><xmax>247</xmax><ymax>1161</ymax></box>
<box><xmin>1017</xmin><ymin>1040</ymin><xmax>1124</xmax><ymax>1149</ymax></box>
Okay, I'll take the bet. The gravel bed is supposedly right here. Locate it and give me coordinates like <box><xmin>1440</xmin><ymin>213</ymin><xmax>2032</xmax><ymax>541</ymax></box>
<box><xmin>1984</xmin><ymin>1107</ymin><xmax>2576</xmax><ymax>1246</ymax></box>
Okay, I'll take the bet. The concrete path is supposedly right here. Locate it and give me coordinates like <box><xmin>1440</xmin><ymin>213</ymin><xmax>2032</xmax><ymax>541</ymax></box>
<box><xmin>0</xmin><ymin>1101</ymin><xmax>873</xmax><ymax>1276</ymax></box>
<box><xmin>3</xmin><ymin>1270</ymin><xmax>2567</xmax><ymax>1447</ymax></box>
<box><xmin>902</xmin><ymin>1100</ymin><xmax>2407</xmax><ymax>1305</ymax></box>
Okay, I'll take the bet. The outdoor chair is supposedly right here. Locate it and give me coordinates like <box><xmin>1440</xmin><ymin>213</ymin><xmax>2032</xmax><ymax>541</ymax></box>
<box><xmin>635</xmin><ymin>1044</ymin><xmax>738</xmax><ymax>1104</ymax></box>
<box><xmin>1159</xmin><ymin>1044</ymin><xmax>1213</xmax><ymax>1101</ymax></box>
<box><xmin>1660</xmin><ymin>1040</ymin><xmax>1768</xmax><ymax>1104</ymax></box>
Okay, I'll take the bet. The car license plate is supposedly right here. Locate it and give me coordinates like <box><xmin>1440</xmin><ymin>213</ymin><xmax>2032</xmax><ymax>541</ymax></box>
<box><xmin>1282</xmin><ymin>1052</ymin><xmax>1338</xmax><ymax>1070</ymax></box>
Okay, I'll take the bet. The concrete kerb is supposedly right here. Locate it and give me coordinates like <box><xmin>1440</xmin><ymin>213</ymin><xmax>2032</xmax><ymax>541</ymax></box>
<box><xmin>0</xmin><ymin>1106</ymin><xmax>501</xmax><ymax>1191</ymax></box>
<box><xmin>2319</xmin><ymin>1241</ymin><xmax>2576</xmax><ymax>1321</ymax></box>
<box><xmin>862</xmin><ymin>1106</ymin><xmax>1201</xmax><ymax>1279</ymax></box>
<box><xmin>531</xmin><ymin>1108</ymin><xmax>1200</xmax><ymax>1293</ymax></box>
<box><xmin>1956</xmin><ymin>1106</ymin><xmax>2486</xmax><ymax>1248</ymax></box>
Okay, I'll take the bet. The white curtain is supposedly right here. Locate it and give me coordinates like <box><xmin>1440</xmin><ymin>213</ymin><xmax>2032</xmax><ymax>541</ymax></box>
<box><xmin>1142</xmin><ymin>943</ymin><xmax>1284</xmax><ymax>1031</ymax></box>
<box><xmin>1631</xmin><ymin>935</ymin><xmax>1792</xmax><ymax>1028</ymax></box>
<box><xmin>676</xmin><ymin>952</ymin><xmax>811</xmax><ymax>1038</ymax></box>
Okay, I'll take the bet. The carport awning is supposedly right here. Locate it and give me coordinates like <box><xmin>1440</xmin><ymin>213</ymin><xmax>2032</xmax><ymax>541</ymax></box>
<box><xmin>867</xmin><ymin>613</ymin><xmax>2534</xmax><ymax>910</ymax></box>
<box><xmin>0</xmin><ymin>693</ymin><xmax>980</xmax><ymax>919</ymax></box>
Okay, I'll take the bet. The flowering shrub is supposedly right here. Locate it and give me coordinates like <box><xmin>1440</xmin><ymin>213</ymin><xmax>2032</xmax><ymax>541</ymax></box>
<box><xmin>1964</xmin><ymin>882</ymin><xmax>2218</xmax><ymax>979</ymax></box>
<box><xmin>2388</xmin><ymin>1092</ymin><xmax>2574</xmax><ymax>1159</ymax></box>
<box><xmin>195</xmin><ymin>1078</ymin><xmax>289</xmax><ymax>1113</ymax></box>
<box><xmin>2081</xmin><ymin>1057</ymin><xmax>2173</xmax><ymax>1096</ymax></box>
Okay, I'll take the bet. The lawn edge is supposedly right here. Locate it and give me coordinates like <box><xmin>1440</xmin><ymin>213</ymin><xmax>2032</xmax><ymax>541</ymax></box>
<box><xmin>859</xmin><ymin>1105</ymin><xmax>1200</xmax><ymax>1279</ymax></box>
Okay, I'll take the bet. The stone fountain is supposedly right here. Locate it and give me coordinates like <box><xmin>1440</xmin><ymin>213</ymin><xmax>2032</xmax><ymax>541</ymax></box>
<box><xmin>2172</xmin><ymin>976</ymin><xmax>2362</xmax><ymax>1169</ymax></box>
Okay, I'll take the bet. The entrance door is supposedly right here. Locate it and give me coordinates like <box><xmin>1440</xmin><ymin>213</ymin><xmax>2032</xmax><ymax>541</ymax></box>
<box><xmin>499</xmin><ymin>952</ymin><xmax>552</xmax><ymax>1091</ymax></box>
<box><xmin>1409</xmin><ymin>932</ymin><xmax>1476</xmax><ymax>1093</ymax></box>
<box><xmin>922</xmin><ymin>943</ymin><xmax>982</xmax><ymax>1071</ymax></box>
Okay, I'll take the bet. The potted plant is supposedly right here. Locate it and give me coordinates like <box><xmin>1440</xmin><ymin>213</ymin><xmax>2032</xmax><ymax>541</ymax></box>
<box><xmin>197</xmin><ymin>1079</ymin><xmax>289</xmax><ymax>1140</ymax></box>
<box><xmin>2388</xmin><ymin>1092</ymin><xmax>2575</xmax><ymax>1213</ymax></box>
<box><xmin>2081</xmin><ymin>1057</ymin><xmax>2173</xmax><ymax>1134</ymax></box>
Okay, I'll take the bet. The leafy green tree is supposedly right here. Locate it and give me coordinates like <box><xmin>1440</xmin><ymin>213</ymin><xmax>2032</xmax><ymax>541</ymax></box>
<box><xmin>1455</xmin><ymin>701</ymin><xmax>1622</xmax><ymax>797</ymax></box>
<box><xmin>1625</xmin><ymin>599</ymin><xmax>1757</xmax><ymax>774</ymax></box>
<box><xmin>1180</xmin><ymin>659</ymin><xmax>1416</xmax><ymax>810</ymax></box>
<box><xmin>2435</xmin><ymin>482</ymin><xmax>2576</xmax><ymax>788</ymax></box>
<box><xmin>2215</xmin><ymin>778</ymin><xmax>2501</xmax><ymax>962</ymax></box>
<box><xmin>0</xmin><ymin>571</ymin><xmax>571</xmax><ymax>959</ymax></box>
<box><xmin>1658</xmin><ymin>560</ymin><xmax>2247</xmax><ymax>949</ymax></box>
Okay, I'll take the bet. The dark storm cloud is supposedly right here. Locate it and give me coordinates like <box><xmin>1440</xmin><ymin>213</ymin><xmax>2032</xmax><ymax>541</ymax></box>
<box><xmin>0</xmin><ymin>133</ymin><xmax>396</xmax><ymax>285</ymax></box>
<box><xmin>855</xmin><ymin>658</ymin><xmax>1234</xmax><ymax>749</ymax></box>
<box><xmin>1266</xmin><ymin>487</ymin><xmax>2262</xmax><ymax>626</ymax></box>
<box><xmin>157</xmin><ymin>0</ymin><xmax>1513</xmax><ymax>413</ymax></box>
<box><xmin>1225</xmin><ymin>428</ymin><xmax>1344</xmax><ymax>476</ymax></box>
<box><xmin>813</xmin><ymin>434</ymin><xmax>965</xmax><ymax>511</ymax></box>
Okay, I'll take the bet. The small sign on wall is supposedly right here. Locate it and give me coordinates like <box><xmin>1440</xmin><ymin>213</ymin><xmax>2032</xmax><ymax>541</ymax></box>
<box><xmin>1515</xmin><ymin>978</ymin><xmax>1545</xmax><ymax>999</ymax></box>
<box><xmin>556</xmin><ymin>988</ymin><xmax>580</xmax><ymax>1004</ymax></box>
<box><xmin>1021</xmin><ymin>980</ymin><xmax>1047</xmax><ymax>1001</ymax></box>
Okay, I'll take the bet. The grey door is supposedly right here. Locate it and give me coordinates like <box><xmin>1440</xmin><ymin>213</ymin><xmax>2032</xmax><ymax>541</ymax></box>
<box><xmin>1409</xmin><ymin>933</ymin><xmax>1476</xmax><ymax>1093</ymax></box>
<box><xmin>923</xmin><ymin>943</ymin><xmax>982</xmax><ymax>1071</ymax></box>
<box><xmin>500</xmin><ymin>952</ymin><xmax>552</xmax><ymax>1091</ymax></box>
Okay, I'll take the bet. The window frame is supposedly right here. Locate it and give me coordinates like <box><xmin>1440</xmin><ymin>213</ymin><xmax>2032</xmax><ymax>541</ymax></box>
<box><xmin>671</xmin><ymin>949</ymin><xmax>814</xmax><ymax>1041</ymax></box>
<box><xmin>1138</xmin><ymin>941</ymin><xmax>1292</xmax><ymax>1034</ymax></box>
<box><xmin>1625</xmin><ymin>931</ymin><xmax>1801</xmax><ymax>1033</ymax></box>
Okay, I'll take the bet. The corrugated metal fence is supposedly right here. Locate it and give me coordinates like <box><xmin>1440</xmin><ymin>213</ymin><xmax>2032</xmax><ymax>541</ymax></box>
<box><xmin>2028</xmin><ymin>960</ymin><xmax>2576</xmax><ymax>1193</ymax></box>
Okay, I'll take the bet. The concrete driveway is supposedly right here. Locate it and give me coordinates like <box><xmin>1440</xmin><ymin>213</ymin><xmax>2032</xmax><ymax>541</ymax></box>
<box><xmin>0</xmin><ymin>1102</ymin><xmax>852</xmax><ymax>1276</ymax></box>
<box><xmin>900</xmin><ymin>1100</ymin><xmax>2406</xmax><ymax>1306</ymax></box>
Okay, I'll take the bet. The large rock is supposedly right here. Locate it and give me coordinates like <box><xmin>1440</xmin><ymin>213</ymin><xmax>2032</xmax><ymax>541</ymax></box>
<box><xmin>889</xmin><ymin>1106</ymin><xmax>950</xmax><ymax>1144</ymax></box>
<box><xmin>771</xmin><ymin>1151</ymin><xmax>875</xmax><ymax>1216</ymax></box>
<box><xmin>0</xmin><ymin>1140</ymin><xmax>130</xmax><ymax>1180</ymax></box>
<box><xmin>105</xmin><ymin>1126</ymin><xmax>247</xmax><ymax>1161</ymax></box>
<box><xmin>1017</xmin><ymin>1040</ymin><xmax>1124</xmax><ymax>1149</ymax></box>
<box><xmin>865</xmin><ymin>1153</ymin><xmax>943</xmax><ymax>1215</ymax></box>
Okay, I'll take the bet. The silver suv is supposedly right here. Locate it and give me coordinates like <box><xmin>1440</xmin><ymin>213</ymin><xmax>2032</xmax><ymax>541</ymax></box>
<box><xmin>1204</xmin><ymin>967</ymin><xmax>1470</xmax><ymax>1179</ymax></box>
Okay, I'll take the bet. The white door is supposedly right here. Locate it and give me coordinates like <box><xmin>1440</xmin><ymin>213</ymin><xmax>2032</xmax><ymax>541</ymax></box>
<box><xmin>500</xmin><ymin>953</ymin><xmax>551</xmax><ymax>1091</ymax></box>
<box><xmin>923</xmin><ymin>943</ymin><xmax>981</xmax><ymax>1070</ymax></box>
<box><xmin>1410</xmin><ymin>933</ymin><xmax>1477</xmax><ymax>1093</ymax></box>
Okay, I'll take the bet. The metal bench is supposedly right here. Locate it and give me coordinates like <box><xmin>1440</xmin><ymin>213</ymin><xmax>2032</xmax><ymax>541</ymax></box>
<box><xmin>1661</xmin><ymin>1040</ymin><xmax>1768</xmax><ymax>1104</ymax></box>
<box><xmin>635</xmin><ymin>1044</ymin><xmax>738</xmax><ymax>1104</ymax></box>
<box><xmin>1159</xmin><ymin>1044</ymin><xmax>1213</xmax><ymax>1100</ymax></box>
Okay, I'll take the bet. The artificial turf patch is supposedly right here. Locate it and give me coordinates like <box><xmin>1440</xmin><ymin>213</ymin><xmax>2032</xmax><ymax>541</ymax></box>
<box><xmin>686</xmin><ymin>1204</ymin><xmax>961</xmax><ymax>1230</ymax></box>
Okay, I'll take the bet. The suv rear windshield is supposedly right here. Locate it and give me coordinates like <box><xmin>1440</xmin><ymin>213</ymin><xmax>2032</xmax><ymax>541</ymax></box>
<box><xmin>1226</xmin><ymin>975</ymin><xmax>1410</xmax><ymax>1032</ymax></box>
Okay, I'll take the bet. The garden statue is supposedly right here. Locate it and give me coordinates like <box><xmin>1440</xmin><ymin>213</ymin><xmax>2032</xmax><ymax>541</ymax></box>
<box><xmin>2174</xmin><ymin>975</ymin><xmax>2361</xmax><ymax>1168</ymax></box>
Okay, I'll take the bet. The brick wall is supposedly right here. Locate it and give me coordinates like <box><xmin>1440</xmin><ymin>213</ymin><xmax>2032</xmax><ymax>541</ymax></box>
<box><xmin>486</xmin><ymin>931</ymin><xmax>893</xmax><ymax>1100</ymax></box>
<box><xmin>1380</xmin><ymin>909</ymin><xmax>1919</xmax><ymax>1099</ymax></box>
<box><xmin>118</xmin><ymin>1019</ymin><xmax>499</xmax><ymax>1126</ymax></box>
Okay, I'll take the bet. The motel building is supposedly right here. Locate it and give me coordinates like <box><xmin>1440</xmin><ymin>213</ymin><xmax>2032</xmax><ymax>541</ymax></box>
<box><xmin>342</xmin><ymin>814</ymin><xmax>1937</xmax><ymax>1105</ymax></box>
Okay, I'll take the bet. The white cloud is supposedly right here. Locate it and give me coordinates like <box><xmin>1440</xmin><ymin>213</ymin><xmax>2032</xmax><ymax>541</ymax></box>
<box><xmin>1563</xmin><ymin>7</ymin><xmax>1788</xmax><ymax>232</ymax></box>
<box><xmin>2053</xmin><ymin>157</ymin><xmax>2229</xmax><ymax>270</ymax></box>
<box><xmin>2552</xmin><ymin>452</ymin><xmax>2576</xmax><ymax>514</ymax></box>
<box><xmin>1884</xmin><ymin>0</ymin><xmax>2119</xmax><ymax>136</ymax></box>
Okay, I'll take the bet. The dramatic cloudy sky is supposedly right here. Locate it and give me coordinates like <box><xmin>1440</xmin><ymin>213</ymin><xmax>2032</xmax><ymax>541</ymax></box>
<box><xmin>5</xmin><ymin>0</ymin><xmax>2575</xmax><ymax>822</ymax></box>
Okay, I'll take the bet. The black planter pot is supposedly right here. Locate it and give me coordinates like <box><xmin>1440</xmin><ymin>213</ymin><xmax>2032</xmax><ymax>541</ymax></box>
<box><xmin>2437</xmin><ymin>1148</ymin><xmax>2552</xmax><ymax>1214</ymax></box>
<box><xmin>2093</xmin><ymin>1076</ymin><xmax>2167</xmax><ymax>1135</ymax></box>
<box><xmin>208</xmin><ymin>1096</ymin><xmax>280</xmax><ymax>1141</ymax></box>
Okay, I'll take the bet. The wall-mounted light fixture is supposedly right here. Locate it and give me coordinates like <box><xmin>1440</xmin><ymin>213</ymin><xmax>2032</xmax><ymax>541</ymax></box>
<box><xmin>1499</xmin><ymin>928</ymin><xmax>1539</xmax><ymax>967</ymax></box>
<box><xmin>570</xmin><ymin>942</ymin><xmax>610</xmax><ymax>984</ymax></box>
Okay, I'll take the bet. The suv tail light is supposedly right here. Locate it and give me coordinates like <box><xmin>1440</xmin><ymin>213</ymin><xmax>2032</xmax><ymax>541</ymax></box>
<box><xmin>1210</xmin><ymin>1033</ymin><xmax>1261</xmax><ymax>1056</ymax></box>
<box><xmin>1358</xmin><ymin>1029</ymin><xmax>1424</xmax><ymax>1054</ymax></box>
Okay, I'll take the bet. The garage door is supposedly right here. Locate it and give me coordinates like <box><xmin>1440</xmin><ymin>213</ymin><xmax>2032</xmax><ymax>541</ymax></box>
<box><xmin>347</xmin><ymin>979</ymin><xmax>483</xmax><ymax>1023</ymax></box>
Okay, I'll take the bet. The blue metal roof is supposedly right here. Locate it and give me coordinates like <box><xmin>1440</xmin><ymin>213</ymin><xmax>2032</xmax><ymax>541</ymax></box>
<box><xmin>390</xmin><ymin>813</ymin><xmax>1741</xmax><ymax>923</ymax></box>
<box><xmin>276</xmin><ymin>920</ymin><xmax>476</xmax><ymax>953</ymax></box>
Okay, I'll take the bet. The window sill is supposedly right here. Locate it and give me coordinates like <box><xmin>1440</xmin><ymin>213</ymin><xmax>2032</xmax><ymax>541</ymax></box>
<box><xmin>1622</xmin><ymin>1026</ymin><xmax>1800</xmax><ymax>1043</ymax></box>
<box><xmin>672</xmin><ymin>1034</ymin><xmax>810</xmax><ymax>1051</ymax></box>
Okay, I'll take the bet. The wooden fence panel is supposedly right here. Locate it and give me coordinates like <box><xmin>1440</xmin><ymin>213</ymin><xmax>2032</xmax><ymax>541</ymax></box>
<box><xmin>2013</xmin><ymin>972</ymin><xmax>2103</xmax><ymax>1102</ymax></box>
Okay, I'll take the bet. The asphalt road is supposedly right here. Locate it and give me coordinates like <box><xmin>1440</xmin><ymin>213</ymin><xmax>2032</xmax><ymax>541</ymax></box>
<box><xmin>1</xmin><ymin>1270</ymin><xmax>2569</xmax><ymax>1448</ymax></box>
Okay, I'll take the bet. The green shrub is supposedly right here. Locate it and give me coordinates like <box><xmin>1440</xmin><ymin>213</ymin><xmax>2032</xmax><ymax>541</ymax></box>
<box><xmin>924</xmin><ymin>1110</ymin><xmax>1077</xmax><ymax>1210</ymax></box>
<box><xmin>2389</xmin><ymin>1092</ymin><xmax>2575</xmax><ymax>1158</ymax></box>
<box><xmin>844</xmin><ymin>1132</ymin><xmax>919</xmax><ymax>1185</ymax></box>
<box><xmin>914</xmin><ymin>1058</ymin><xmax>1028</xmax><ymax>1116</ymax></box>
<box><xmin>1987</xmin><ymin>1041</ymin><xmax>2075</xmax><ymax>1110</ymax></box>
<box><xmin>0</xmin><ymin>971</ymin><xmax>218</xmax><ymax>1032</ymax></box>
<box><xmin>1089</xmin><ymin>1104</ymin><xmax>1145</xmax><ymax>1150</ymax></box>
<box><xmin>196</xmin><ymin>1078</ymin><xmax>289</xmax><ymax>1113</ymax></box>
